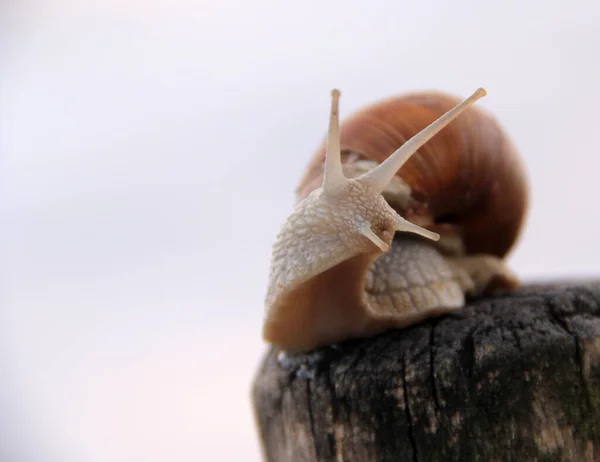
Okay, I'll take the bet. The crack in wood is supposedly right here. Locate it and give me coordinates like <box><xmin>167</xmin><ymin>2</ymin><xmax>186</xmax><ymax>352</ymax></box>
<box><xmin>402</xmin><ymin>350</ymin><xmax>419</xmax><ymax>462</ymax></box>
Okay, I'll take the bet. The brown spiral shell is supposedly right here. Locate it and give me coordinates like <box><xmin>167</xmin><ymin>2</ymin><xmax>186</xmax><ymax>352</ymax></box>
<box><xmin>296</xmin><ymin>91</ymin><xmax>528</xmax><ymax>258</ymax></box>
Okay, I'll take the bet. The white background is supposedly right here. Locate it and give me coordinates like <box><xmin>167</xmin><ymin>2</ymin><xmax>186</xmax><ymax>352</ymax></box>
<box><xmin>2</xmin><ymin>0</ymin><xmax>599</xmax><ymax>461</ymax></box>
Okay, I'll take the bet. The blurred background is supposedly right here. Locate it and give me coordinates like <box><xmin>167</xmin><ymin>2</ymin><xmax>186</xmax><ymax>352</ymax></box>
<box><xmin>1</xmin><ymin>0</ymin><xmax>599</xmax><ymax>461</ymax></box>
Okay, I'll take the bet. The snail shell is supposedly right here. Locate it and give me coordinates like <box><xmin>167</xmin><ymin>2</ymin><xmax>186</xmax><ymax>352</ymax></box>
<box><xmin>263</xmin><ymin>88</ymin><xmax>528</xmax><ymax>352</ymax></box>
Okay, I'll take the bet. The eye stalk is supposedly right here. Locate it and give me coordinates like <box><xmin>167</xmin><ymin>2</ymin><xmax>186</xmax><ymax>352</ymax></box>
<box><xmin>322</xmin><ymin>89</ymin><xmax>344</xmax><ymax>192</ymax></box>
<box><xmin>356</xmin><ymin>88</ymin><xmax>487</xmax><ymax>193</ymax></box>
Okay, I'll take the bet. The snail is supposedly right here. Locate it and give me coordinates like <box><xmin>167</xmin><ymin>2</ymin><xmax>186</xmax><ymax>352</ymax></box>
<box><xmin>262</xmin><ymin>87</ymin><xmax>527</xmax><ymax>352</ymax></box>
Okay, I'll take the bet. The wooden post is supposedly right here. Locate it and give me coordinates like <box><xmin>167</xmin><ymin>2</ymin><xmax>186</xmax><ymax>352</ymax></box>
<box><xmin>252</xmin><ymin>283</ymin><xmax>600</xmax><ymax>462</ymax></box>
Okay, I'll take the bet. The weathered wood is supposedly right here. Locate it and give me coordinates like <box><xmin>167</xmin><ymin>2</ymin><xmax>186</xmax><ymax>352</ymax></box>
<box><xmin>252</xmin><ymin>282</ymin><xmax>600</xmax><ymax>462</ymax></box>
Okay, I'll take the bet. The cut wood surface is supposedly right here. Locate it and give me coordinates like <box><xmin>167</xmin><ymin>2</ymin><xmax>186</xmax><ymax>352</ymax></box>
<box><xmin>252</xmin><ymin>282</ymin><xmax>600</xmax><ymax>462</ymax></box>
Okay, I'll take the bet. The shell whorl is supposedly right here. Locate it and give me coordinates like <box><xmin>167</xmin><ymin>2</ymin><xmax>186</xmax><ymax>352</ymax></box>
<box><xmin>296</xmin><ymin>91</ymin><xmax>528</xmax><ymax>258</ymax></box>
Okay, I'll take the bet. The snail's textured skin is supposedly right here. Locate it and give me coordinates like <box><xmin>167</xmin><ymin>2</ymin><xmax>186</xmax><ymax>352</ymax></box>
<box><xmin>253</xmin><ymin>282</ymin><xmax>600</xmax><ymax>462</ymax></box>
<box><xmin>263</xmin><ymin>179</ymin><xmax>399</xmax><ymax>351</ymax></box>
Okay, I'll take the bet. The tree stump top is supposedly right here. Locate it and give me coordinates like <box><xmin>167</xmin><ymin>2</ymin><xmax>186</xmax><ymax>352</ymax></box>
<box><xmin>252</xmin><ymin>282</ymin><xmax>600</xmax><ymax>462</ymax></box>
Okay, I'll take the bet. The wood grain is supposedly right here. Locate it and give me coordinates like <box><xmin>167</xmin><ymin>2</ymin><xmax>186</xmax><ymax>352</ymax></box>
<box><xmin>252</xmin><ymin>282</ymin><xmax>600</xmax><ymax>462</ymax></box>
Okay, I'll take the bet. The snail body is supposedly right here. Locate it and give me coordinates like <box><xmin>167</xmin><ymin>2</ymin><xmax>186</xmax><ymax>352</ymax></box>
<box><xmin>263</xmin><ymin>88</ymin><xmax>527</xmax><ymax>352</ymax></box>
